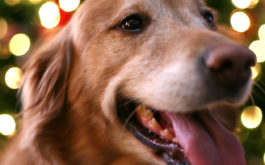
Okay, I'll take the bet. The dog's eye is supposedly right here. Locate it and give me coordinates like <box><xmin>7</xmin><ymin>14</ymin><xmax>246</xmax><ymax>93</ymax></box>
<box><xmin>202</xmin><ymin>11</ymin><xmax>215</xmax><ymax>29</ymax></box>
<box><xmin>120</xmin><ymin>14</ymin><xmax>145</xmax><ymax>32</ymax></box>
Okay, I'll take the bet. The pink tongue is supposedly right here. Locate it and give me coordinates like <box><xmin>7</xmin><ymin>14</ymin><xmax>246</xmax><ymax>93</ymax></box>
<box><xmin>165</xmin><ymin>111</ymin><xmax>245</xmax><ymax>165</ymax></box>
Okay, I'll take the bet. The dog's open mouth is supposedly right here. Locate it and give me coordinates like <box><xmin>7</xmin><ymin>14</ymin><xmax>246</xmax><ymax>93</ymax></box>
<box><xmin>117</xmin><ymin>98</ymin><xmax>189</xmax><ymax>164</ymax></box>
<box><xmin>117</xmin><ymin>97</ymin><xmax>245</xmax><ymax>165</ymax></box>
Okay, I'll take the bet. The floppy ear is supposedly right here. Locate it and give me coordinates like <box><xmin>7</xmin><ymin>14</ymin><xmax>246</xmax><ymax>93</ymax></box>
<box><xmin>22</xmin><ymin>32</ymin><xmax>72</xmax><ymax>117</ymax></box>
<box><xmin>20</xmin><ymin>27</ymin><xmax>73</xmax><ymax>151</ymax></box>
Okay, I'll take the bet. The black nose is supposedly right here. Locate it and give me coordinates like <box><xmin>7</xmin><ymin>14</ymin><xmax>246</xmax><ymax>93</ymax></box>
<box><xmin>204</xmin><ymin>44</ymin><xmax>256</xmax><ymax>87</ymax></box>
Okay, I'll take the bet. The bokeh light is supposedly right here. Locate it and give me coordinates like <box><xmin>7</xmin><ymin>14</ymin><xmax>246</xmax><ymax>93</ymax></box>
<box><xmin>59</xmin><ymin>0</ymin><xmax>80</xmax><ymax>12</ymax></box>
<box><xmin>4</xmin><ymin>0</ymin><xmax>20</xmax><ymax>6</ymax></box>
<box><xmin>28</xmin><ymin>0</ymin><xmax>42</xmax><ymax>4</ymax></box>
<box><xmin>5</xmin><ymin>67</ymin><xmax>23</xmax><ymax>90</ymax></box>
<box><xmin>249</xmin><ymin>0</ymin><xmax>259</xmax><ymax>8</ymax></box>
<box><xmin>0</xmin><ymin>18</ymin><xmax>8</xmax><ymax>40</ymax></box>
<box><xmin>0</xmin><ymin>44</ymin><xmax>10</xmax><ymax>60</ymax></box>
<box><xmin>251</xmin><ymin>63</ymin><xmax>261</xmax><ymax>79</ymax></box>
<box><xmin>0</xmin><ymin>114</ymin><xmax>16</xmax><ymax>136</ymax></box>
<box><xmin>231</xmin><ymin>0</ymin><xmax>252</xmax><ymax>9</ymax></box>
<box><xmin>230</xmin><ymin>11</ymin><xmax>251</xmax><ymax>32</ymax></box>
<box><xmin>258</xmin><ymin>24</ymin><xmax>265</xmax><ymax>41</ymax></box>
<box><xmin>9</xmin><ymin>33</ymin><xmax>31</xmax><ymax>56</ymax></box>
<box><xmin>39</xmin><ymin>2</ymin><xmax>60</xmax><ymax>29</ymax></box>
<box><xmin>249</xmin><ymin>40</ymin><xmax>265</xmax><ymax>63</ymax></box>
<box><xmin>263</xmin><ymin>152</ymin><xmax>265</xmax><ymax>164</ymax></box>
<box><xmin>241</xmin><ymin>106</ymin><xmax>263</xmax><ymax>129</ymax></box>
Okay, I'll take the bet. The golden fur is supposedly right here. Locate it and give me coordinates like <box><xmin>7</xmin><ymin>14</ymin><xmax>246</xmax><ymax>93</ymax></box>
<box><xmin>0</xmin><ymin>0</ymin><xmax>253</xmax><ymax>164</ymax></box>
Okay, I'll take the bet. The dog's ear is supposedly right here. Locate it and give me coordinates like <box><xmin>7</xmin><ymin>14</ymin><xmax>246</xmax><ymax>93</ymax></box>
<box><xmin>18</xmin><ymin>27</ymin><xmax>73</xmax><ymax>162</ymax></box>
<box><xmin>21</xmin><ymin>27</ymin><xmax>73</xmax><ymax>125</ymax></box>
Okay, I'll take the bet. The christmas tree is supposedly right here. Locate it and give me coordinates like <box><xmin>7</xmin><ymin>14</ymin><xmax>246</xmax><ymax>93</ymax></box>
<box><xmin>0</xmin><ymin>0</ymin><xmax>264</xmax><ymax>164</ymax></box>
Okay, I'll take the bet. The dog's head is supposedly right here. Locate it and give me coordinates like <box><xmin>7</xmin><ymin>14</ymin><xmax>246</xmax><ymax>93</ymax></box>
<box><xmin>20</xmin><ymin>0</ymin><xmax>256</xmax><ymax>164</ymax></box>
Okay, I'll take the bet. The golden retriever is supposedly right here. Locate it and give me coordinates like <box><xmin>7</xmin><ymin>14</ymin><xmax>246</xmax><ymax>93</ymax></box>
<box><xmin>0</xmin><ymin>0</ymin><xmax>256</xmax><ymax>164</ymax></box>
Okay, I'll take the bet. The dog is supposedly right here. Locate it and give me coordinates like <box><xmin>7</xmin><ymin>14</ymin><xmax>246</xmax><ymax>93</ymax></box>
<box><xmin>0</xmin><ymin>0</ymin><xmax>256</xmax><ymax>164</ymax></box>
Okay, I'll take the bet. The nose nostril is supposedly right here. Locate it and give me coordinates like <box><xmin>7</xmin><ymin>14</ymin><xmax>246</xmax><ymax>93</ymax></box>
<box><xmin>244</xmin><ymin>55</ymin><xmax>256</xmax><ymax>71</ymax></box>
<box><xmin>244</xmin><ymin>61</ymin><xmax>252</xmax><ymax>70</ymax></box>
<box><xmin>203</xmin><ymin>44</ymin><xmax>256</xmax><ymax>88</ymax></box>
<box><xmin>219</xmin><ymin>59</ymin><xmax>233</xmax><ymax>72</ymax></box>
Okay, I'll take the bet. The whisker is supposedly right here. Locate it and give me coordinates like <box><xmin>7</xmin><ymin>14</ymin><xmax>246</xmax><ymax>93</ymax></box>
<box><xmin>257</xmin><ymin>79</ymin><xmax>265</xmax><ymax>88</ymax></box>
<box><xmin>119</xmin><ymin>98</ymin><xmax>138</xmax><ymax>138</ymax></box>
<box><xmin>249</xmin><ymin>94</ymin><xmax>255</xmax><ymax>106</ymax></box>
<box><xmin>250</xmin><ymin>89</ymin><xmax>265</xmax><ymax>101</ymax></box>
<box><xmin>122</xmin><ymin>98</ymin><xmax>136</xmax><ymax>106</ymax></box>
<box><xmin>120</xmin><ymin>108</ymin><xmax>137</xmax><ymax>138</ymax></box>
<box><xmin>254</xmin><ymin>83</ymin><xmax>265</xmax><ymax>95</ymax></box>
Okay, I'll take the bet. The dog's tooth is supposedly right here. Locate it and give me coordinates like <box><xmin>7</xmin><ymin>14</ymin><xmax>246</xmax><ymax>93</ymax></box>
<box><xmin>136</xmin><ymin>105</ymin><xmax>153</xmax><ymax>118</ymax></box>
<box><xmin>150</xmin><ymin>118</ymin><xmax>161</xmax><ymax>129</ymax></box>
<box><xmin>173</xmin><ymin>137</ymin><xmax>179</xmax><ymax>143</ymax></box>
<box><xmin>161</xmin><ymin>129</ymin><xmax>173</xmax><ymax>138</ymax></box>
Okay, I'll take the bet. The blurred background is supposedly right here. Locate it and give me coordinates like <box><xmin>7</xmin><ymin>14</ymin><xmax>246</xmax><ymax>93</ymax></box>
<box><xmin>0</xmin><ymin>0</ymin><xmax>264</xmax><ymax>164</ymax></box>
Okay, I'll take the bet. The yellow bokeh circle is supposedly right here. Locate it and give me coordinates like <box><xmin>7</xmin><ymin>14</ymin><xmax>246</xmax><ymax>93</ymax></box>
<box><xmin>5</xmin><ymin>67</ymin><xmax>23</xmax><ymax>90</ymax></box>
<box><xmin>249</xmin><ymin>40</ymin><xmax>265</xmax><ymax>63</ymax></box>
<box><xmin>0</xmin><ymin>114</ymin><xmax>16</xmax><ymax>136</ymax></box>
<box><xmin>9</xmin><ymin>33</ymin><xmax>31</xmax><ymax>56</ymax></box>
<box><xmin>39</xmin><ymin>2</ymin><xmax>60</xmax><ymax>29</ymax></box>
<box><xmin>231</xmin><ymin>0</ymin><xmax>252</xmax><ymax>9</ymax></box>
<box><xmin>59</xmin><ymin>0</ymin><xmax>80</xmax><ymax>12</ymax></box>
<box><xmin>28</xmin><ymin>0</ymin><xmax>42</xmax><ymax>4</ymax></box>
<box><xmin>241</xmin><ymin>106</ymin><xmax>263</xmax><ymax>129</ymax></box>
<box><xmin>251</xmin><ymin>63</ymin><xmax>261</xmax><ymax>80</ymax></box>
<box><xmin>4</xmin><ymin>0</ymin><xmax>20</xmax><ymax>6</ymax></box>
<box><xmin>258</xmin><ymin>24</ymin><xmax>265</xmax><ymax>41</ymax></box>
<box><xmin>263</xmin><ymin>152</ymin><xmax>265</xmax><ymax>164</ymax></box>
<box><xmin>0</xmin><ymin>18</ymin><xmax>8</xmax><ymax>39</ymax></box>
<box><xmin>230</xmin><ymin>11</ymin><xmax>251</xmax><ymax>33</ymax></box>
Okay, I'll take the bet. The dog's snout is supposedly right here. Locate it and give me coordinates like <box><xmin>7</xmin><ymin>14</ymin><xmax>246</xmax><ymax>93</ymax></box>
<box><xmin>204</xmin><ymin>44</ymin><xmax>256</xmax><ymax>87</ymax></box>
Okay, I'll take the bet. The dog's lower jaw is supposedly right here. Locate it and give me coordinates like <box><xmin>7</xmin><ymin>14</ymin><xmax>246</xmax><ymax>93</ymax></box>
<box><xmin>109</xmin><ymin>155</ymin><xmax>166</xmax><ymax>165</ymax></box>
<box><xmin>116</xmin><ymin>95</ymin><xmax>247</xmax><ymax>165</ymax></box>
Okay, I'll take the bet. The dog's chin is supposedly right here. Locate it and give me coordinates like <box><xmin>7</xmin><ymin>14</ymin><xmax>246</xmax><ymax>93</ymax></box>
<box><xmin>116</xmin><ymin>96</ymin><xmax>245</xmax><ymax>165</ymax></box>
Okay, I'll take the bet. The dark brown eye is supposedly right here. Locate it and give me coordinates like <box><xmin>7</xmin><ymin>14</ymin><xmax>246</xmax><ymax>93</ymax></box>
<box><xmin>120</xmin><ymin>14</ymin><xmax>145</xmax><ymax>32</ymax></box>
<box><xmin>202</xmin><ymin>11</ymin><xmax>215</xmax><ymax>29</ymax></box>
